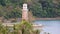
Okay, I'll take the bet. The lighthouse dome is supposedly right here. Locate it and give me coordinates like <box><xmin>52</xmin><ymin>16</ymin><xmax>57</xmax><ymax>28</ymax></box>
<box><xmin>23</xmin><ymin>3</ymin><xmax>27</xmax><ymax>9</ymax></box>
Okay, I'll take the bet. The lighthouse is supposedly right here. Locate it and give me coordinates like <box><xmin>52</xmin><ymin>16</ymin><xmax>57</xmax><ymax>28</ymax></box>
<box><xmin>22</xmin><ymin>3</ymin><xmax>28</xmax><ymax>21</ymax></box>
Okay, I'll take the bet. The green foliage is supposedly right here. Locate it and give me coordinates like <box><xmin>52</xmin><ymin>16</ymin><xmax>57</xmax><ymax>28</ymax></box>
<box><xmin>4</xmin><ymin>8</ymin><xmax>22</xmax><ymax>19</ymax></box>
<box><xmin>14</xmin><ymin>20</ymin><xmax>40</xmax><ymax>34</ymax></box>
<box><xmin>0</xmin><ymin>23</ymin><xmax>9</xmax><ymax>34</ymax></box>
<box><xmin>0</xmin><ymin>0</ymin><xmax>60</xmax><ymax>18</ymax></box>
<box><xmin>0</xmin><ymin>20</ymin><xmax>40</xmax><ymax>34</ymax></box>
<box><xmin>0</xmin><ymin>0</ymin><xmax>6</xmax><ymax>6</ymax></box>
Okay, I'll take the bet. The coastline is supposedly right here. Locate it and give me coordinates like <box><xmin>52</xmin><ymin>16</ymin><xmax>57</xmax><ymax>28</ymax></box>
<box><xmin>35</xmin><ymin>18</ymin><xmax>60</xmax><ymax>20</ymax></box>
<box><xmin>0</xmin><ymin>17</ymin><xmax>60</xmax><ymax>23</ymax></box>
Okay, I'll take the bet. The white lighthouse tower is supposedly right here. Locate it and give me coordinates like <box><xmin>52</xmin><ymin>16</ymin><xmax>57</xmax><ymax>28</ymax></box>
<box><xmin>22</xmin><ymin>3</ymin><xmax>28</xmax><ymax>21</ymax></box>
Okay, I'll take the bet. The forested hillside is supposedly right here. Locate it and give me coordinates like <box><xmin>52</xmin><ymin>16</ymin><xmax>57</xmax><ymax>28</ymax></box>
<box><xmin>0</xmin><ymin>0</ymin><xmax>60</xmax><ymax>19</ymax></box>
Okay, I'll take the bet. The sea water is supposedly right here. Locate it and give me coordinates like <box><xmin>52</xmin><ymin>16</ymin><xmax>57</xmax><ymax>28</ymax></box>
<box><xmin>34</xmin><ymin>20</ymin><xmax>60</xmax><ymax>34</ymax></box>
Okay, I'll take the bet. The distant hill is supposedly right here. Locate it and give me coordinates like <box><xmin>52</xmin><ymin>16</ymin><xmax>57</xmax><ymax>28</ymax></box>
<box><xmin>0</xmin><ymin>0</ymin><xmax>60</xmax><ymax>19</ymax></box>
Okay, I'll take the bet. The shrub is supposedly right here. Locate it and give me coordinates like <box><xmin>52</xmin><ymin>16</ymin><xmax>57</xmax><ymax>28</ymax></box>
<box><xmin>0</xmin><ymin>20</ymin><xmax>40</xmax><ymax>34</ymax></box>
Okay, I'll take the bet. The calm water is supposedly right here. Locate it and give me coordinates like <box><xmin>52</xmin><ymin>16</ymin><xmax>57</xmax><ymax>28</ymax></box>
<box><xmin>34</xmin><ymin>20</ymin><xmax>60</xmax><ymax>34</ymax></box>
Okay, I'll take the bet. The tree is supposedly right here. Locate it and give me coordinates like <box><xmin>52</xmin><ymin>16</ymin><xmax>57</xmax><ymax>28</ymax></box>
<box><xmin>0</xmin><ymin>0</ymin><xmax>60</xmax><ymax>18</ymax></box>
<box><xmin>4</xmin><ymin>7</ymin><xmax>22</xmax><ymax>19</ymax></box>
<box><xmin>0</xmin><ymin>0</ymin><xmax>6</xmax><ymax>6</ymax></box>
